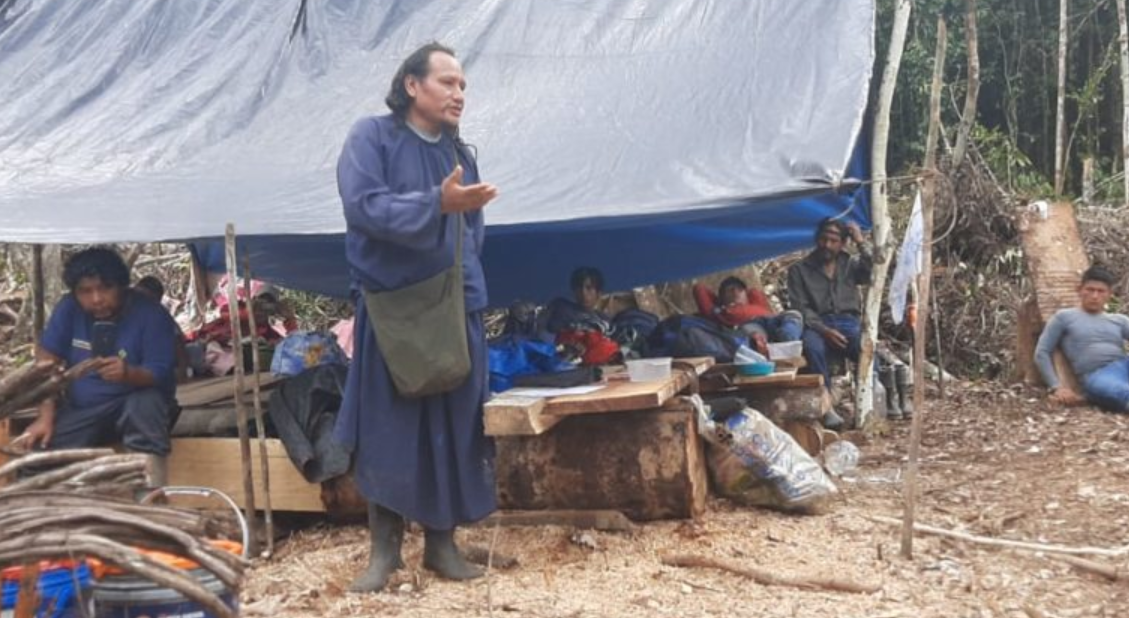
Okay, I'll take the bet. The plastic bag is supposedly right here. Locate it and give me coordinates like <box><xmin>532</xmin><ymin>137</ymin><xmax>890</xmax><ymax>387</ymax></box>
<box><xmin>693</xmin><ymin>395</ymin><xmax>836</xmax><ymax>510</ymax></box>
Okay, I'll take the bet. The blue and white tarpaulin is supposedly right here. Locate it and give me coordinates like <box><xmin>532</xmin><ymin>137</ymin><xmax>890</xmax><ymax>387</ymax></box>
<box><xmin>0</xmin><ymin>0</ymin><xmax>875</xmax><ymax>304</ymax></box>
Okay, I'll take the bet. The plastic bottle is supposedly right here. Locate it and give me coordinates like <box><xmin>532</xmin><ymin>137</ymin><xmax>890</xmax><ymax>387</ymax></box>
<box><xmin>822</xmin><ymin>440</ymin><xmax>860</xmax><ymax>476</ymax></box>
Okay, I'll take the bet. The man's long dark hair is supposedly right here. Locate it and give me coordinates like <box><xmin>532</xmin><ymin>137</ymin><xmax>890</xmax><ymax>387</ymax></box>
<box><xmin>385</xmin><ymin>42</ymin><xmax>475</xmax><ymax>160</ymax></box>
<box><xmin>385</xmin><ymin>41</ymin><xmax>456</xmax><ymax>119</ymax></box>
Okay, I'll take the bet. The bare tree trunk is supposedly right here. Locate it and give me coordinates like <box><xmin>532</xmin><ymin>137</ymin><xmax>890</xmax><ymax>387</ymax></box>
<box><xmin>1054</xmin><ymin>0</ymin><xmax>1069</xmax><ymax>195</ymax></box>
<box><xmin>1117</xmin><ymin>0</ymin><xmax>1129</xmax><ymax>204</ymax></box>
<box><xmin>857</xmin><ymin>0</ymin><xmax>912</xmax><ymax>427</ymax></box>
<box><xmin>952</xmin><ymin>0</ymin><xmax>981</xmax><ymax>168</ymax></box>
<box><xmin>902</xmin><ymin>15</ymin><xmax>947</xmax><ymax>561</ymax></box>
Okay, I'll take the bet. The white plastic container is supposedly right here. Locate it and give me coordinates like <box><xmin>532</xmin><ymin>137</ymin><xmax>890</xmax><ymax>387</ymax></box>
<box><xmin>767</xmin><ymin>341</ymin><xmax>803</xmax><ymax>361</ymax></box>
<box><xmin>625</xmin><ymin>357</ymin><xmax>672</xmax><ymax>382</ymax></box>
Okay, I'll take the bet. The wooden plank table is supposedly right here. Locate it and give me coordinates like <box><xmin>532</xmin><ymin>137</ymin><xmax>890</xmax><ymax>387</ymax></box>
<box><xmin>485</xmin><ymin>357</ymin><xmax>714</xmax><ymax>437</ymax></box>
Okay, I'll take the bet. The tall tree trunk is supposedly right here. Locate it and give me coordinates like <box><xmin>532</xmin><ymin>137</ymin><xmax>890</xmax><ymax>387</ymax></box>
<box><xmin>1055</xmin><ymin>0</ymin><xmax>1069</xmax><ymax>195</ymax></box>
<box><xmin>902</xmin><ymin>14</ymin><xmax>947</xmax><ymax>562</ymax></box>
<box><xmin>857</xmin><ymin>0</ymin><xmax>912</xmax><ymax>427</ymax></box>
<box><xmin>952</xmin><ymin>0</ymin><xmax>980</xmax><ymax>168</ymax></box>
<box><xmin>1117</xmin><ymin>0</ymin><xmax>1129</xmax><ymax>204</ymax></box>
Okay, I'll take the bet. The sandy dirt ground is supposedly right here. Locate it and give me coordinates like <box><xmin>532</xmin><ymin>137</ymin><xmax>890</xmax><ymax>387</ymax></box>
<box><xmin>241</xmin><ymin>383</ymin><xmax>1129</xmax><ymax>617</ymax></box>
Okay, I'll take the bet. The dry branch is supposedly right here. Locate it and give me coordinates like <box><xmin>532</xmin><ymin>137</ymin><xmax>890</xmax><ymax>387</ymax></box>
<box><xmin>1052</xmin><ymin>554</ymin><xmax>1126</xmax><ymax>581</ymax></box>
<box><xmin>660</xmin><ymin>553</ymin><xmax>881</xmax><ymax>594</ymax></box>
<box><xmin>869</xmin><ymin>515</ymin><xmax>1129</xmax><ymax>558</ymax></box>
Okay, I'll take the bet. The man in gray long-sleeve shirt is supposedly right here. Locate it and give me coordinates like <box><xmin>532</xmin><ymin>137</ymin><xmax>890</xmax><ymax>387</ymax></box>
<box><xmin>1035</xmin><ymin>265</ymin><xmax>1129</xmax><ymax>412</ymax></box>
<box><xmin>787</xmin><ymin>218</ymin><xmax>872</xmax><ymax>430</ymax></box>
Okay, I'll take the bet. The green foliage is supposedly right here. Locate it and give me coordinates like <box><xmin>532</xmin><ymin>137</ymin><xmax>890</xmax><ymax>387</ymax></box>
<box><xmin>875</xmin><ymin>0</ymin><xmax>1125</xmax><ymax>199</ymax></box>
<box><xmin>971</xmin><ymin>124</ymin><xmax>1052</xmax><ymax>197</ymax></box>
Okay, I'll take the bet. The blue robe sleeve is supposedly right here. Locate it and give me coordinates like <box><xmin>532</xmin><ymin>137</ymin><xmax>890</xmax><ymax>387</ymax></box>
<box><xmin>338</xmin><ymin>119</ymin><xmax>444</xmax><ymax>248</ymax></box>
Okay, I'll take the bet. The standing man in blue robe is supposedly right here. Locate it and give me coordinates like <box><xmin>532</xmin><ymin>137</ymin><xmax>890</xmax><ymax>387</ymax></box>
<box><xmin>333</xmin><ymin>42</ymin><xmax>500</xmax><ymax>593</ymax></box>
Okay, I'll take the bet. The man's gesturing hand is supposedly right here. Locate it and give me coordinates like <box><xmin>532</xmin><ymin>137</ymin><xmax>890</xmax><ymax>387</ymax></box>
<box><xmin>441</xmin><ymin>165</ymin><xmax>498</xmax><ymax>214</ymax></box>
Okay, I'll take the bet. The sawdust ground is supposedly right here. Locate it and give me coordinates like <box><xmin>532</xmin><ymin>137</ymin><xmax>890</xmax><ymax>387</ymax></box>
<box><xmin>241</xmin><ymin>383</ymin><xmax>1129</xmax><ymax>617</ymax></box>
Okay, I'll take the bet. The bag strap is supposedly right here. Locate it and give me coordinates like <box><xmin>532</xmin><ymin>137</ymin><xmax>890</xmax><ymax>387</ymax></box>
<box><xmin>450</xmin><ymin>139</ymin><xmax>464</xmax><ymax>270</ymax></box>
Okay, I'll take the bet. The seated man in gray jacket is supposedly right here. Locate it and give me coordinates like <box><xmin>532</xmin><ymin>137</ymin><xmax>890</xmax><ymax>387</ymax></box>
<box><xmin>1035</xmin><ymin>265</ymin><xmax>1129</xmax><ymax>412</ymax></box>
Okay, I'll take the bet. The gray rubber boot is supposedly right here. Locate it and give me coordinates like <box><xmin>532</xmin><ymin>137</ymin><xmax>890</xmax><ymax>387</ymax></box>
<box><xmin>423</xmin><ymin>528</ymin><xmax>484</xmax><ymax>581</ymax></box>
<box><xmin>349</xmin><ymin>504</ymin><xmax>405</xmax><ymax>593</ymax></box>
<box><xmin>879</xmin><ymin>367</ymin><xmax>902</xmax><ymax>420</ymax></box>
<box><xmin>895</xmin><ymin>364</ymin><xmax>914</xmax><ymax>418</ymax></box>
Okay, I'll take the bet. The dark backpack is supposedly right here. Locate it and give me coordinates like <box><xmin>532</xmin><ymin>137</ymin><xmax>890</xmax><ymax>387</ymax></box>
<box><xmin>647</xmin><ymin>315</ymin><xmax>744</xmax><ymax>362</ymax></box>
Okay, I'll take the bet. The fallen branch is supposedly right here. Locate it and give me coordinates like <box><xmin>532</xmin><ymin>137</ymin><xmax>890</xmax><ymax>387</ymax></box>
<box><xmin>0</xmin><ymin>449</ymin><xmax>115</xmax><ymax>480</ymax></box>
<box><xmin>0</xmin><ymin>360</ymin><xmax>56</xmax><ymax>403</ymax></box>
<box><xmin>1052</xmin><ymin>554</ymin><xmax>1126</xmax><ymax>581</ymax></box>
<box><xmin>868</xmin><ymin>515</ymin><xmax>1129</xmax><ymax>558</ymax></box>
<box><xmin>0</xmin><ymin>358</ymin><xmax>100</xmax><ymax>419</ymax></box>
<box><xmin>660</xmin><ymin>553</ymin><xmax>881</xmax><ymax>594</ymax></box>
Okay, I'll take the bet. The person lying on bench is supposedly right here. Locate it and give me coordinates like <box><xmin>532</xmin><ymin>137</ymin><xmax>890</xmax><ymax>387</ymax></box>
<box><xmin>787</xmin><ymin>218</ymin><xmax>872</xmax><ymax>430</ymax></box>
<box><xmin>693</xmin><ymin>276</ymin><xmax>802</xmax><ymax>356</ymax></box>
<box><xmin>1035</xmin><ymin>265</ymin><xmax>1129</xmax><ymax>412</ymax></box>
<box><xmin>21</xmin><ymin>247</ymin><xmax>178</xmax><ymax>485</ymax></box>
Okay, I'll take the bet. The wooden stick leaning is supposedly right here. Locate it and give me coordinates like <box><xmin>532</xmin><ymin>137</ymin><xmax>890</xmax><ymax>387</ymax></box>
<box><xmin>224</xmin><ymin>223</ymin><xmax>259</xmax><ymax>557</ymax></box>
<box><xmin>660</xmin><ymin>554</ymin><xmax>881</xmax><ymax>595</ymax></box>
<box><xmin>902</xmin><ymin>14</ymin><xmax>947</xmax><ymax>560</ymax></box>
<box><xmin>242</xmin><ymin>256</ymin><xmax>274</xmax><ymax>557</ymax></box>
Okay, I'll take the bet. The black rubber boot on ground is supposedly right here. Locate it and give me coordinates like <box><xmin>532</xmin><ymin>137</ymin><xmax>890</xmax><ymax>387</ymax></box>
<box><xmin>349</xmin><ymin>503</ymin><xmax>405</xmax><ymax>593</ymax></box>
<box><xmin>895</xmin><ymin>364</ymin><xmax>914</xmax><ymax>418</ymax></box>
<box><xmin>423</xmin><ymin>528</ymin><xmax>485</xmax><ymax>581</ymax></box>
<box><xmin>879</xmin><ymin>366</ymin><xmax>903</xmax><ymax>420</ymax></box>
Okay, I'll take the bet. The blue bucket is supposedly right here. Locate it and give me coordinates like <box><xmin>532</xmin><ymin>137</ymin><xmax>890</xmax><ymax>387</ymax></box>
<box><xmin>93</xmin><ymin>568</ymin><xmax>237</xmax><ymax>618</ymax></box>
<box><xmin>1</xmin><ymin>563</ymin><xmax>93</xmax><ymax>618</ymax></box>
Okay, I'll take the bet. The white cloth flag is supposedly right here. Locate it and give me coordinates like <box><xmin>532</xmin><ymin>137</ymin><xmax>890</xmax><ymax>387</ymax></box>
<box><xmin>888</xmin><ymin>190</ymin><xmax>924</xmax><ymax>325</ymax></box>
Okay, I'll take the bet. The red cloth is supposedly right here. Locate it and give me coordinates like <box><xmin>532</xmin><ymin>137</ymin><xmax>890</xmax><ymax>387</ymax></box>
<box><xmin>188</xmin><ymin>303</ymin><xmax>286</xmax><ymax>345</ymax></box>
<box><xmin>556</xmin><ymin>329</ymin><xmax>620</xmax><ymax>366</ymax></box>
<box><xmin>692</xmin><ymin>283</ymin><xmax>772</xmax><ymax>328</ymax></box>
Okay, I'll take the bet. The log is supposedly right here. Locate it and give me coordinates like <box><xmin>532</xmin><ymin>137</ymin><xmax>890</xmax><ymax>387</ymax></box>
<box><xmin>477</xmin><ymin>509</ymin><xmax>635</xmax><ymax>532</ymax></box>
<box><xmin>495</xmin><ymin>402</ymin><xmax>707</xmax><ymax>521</ymax></box>
<box><xmin>736</xmin><ymin>386</ymin><xmax>827</xmax><ymax>424</ymax></box>
<box><xmin>661</xmin><ymin>553</ymin><xmax>881</xmax><ymax>594</ymax></box>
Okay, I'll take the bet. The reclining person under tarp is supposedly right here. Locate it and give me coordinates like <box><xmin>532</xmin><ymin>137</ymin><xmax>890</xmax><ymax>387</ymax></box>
<box><xmin>693</xmin><ymin>276</ymin><xmax>802</xmax><ymax>357</ymax></box>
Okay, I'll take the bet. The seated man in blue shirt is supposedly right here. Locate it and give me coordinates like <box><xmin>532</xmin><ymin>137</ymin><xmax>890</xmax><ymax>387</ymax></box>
<box><xmin>22</xmin><ymin>247</ymin><xmax>179</xmax><ymax>483</ymax></box>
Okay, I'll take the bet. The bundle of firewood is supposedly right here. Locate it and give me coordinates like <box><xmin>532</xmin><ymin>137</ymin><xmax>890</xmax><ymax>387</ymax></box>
<box><xmin>0</xmin><ymin>359</ymin><xmax>99</xmax><ymax>420</ymax></box>
<box><xmin>0</xmin><ymin>450</ymin><xmax>245</xmax><ymax>618</ymax></box>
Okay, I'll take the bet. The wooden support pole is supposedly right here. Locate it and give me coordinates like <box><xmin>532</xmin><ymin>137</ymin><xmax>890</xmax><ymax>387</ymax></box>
<box><xmin>902</xmin><ymin>14</ymin><xmax>947</xmax><ymax>561</ymax></box>
<box><xmin>224</xmin><ymin>224</ymin><xmax>259</xmax><ymax>557</ymax></box>
<box><xmin>242</xmin><ymin>256</ymin><xmax>274</xmax><ymax>557</ymax></box>
<box><xmin>31</xmin><ymin>245</ymin><xmax>44</xmax><ymax>339</ymax></box>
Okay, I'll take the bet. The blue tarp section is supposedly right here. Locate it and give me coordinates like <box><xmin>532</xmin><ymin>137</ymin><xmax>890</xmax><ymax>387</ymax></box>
<box><xmin>0</xmin><ymin>0</ymin><xmax>875</xmax><ymax>305</ymax></box>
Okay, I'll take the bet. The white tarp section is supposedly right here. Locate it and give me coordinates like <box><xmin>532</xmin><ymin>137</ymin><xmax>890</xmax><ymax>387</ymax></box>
<box><xmin>0</xmin><ymin>0</ymin><xmax>875</xmax><ymax>244</ymax></box>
